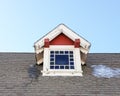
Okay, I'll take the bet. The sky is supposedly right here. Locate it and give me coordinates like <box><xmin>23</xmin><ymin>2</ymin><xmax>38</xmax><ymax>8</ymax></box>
<box><xmin>0</xmin><ymin>0</ymin><xmax>120</xmax><ymax>53</ymax></box>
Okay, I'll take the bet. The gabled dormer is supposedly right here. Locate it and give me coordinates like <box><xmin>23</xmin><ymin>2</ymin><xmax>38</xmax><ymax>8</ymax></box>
<box><xmin>34</xmin><ymin>24</ymin><xmax>91</xmax><ymax>76</ymax></box>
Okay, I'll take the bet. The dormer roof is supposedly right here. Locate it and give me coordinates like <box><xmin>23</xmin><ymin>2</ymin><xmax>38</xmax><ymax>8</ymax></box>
<box><xmin>34</xmin><ymin>24</ymin><xmax>91</xmax><ymax>50</ymax></box>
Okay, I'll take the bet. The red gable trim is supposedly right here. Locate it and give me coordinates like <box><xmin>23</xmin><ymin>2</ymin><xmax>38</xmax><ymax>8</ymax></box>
<box><xmin>44</xmin><ymin>38</ymin><xmax>49</xmax><ymax>48</ymax></box>
<box><xmin>50</xmin><ymin>33</ymin><xmax>74</xmax><ymax>45</ymax></box>
<box><xmin>74</xmin><ymin>39</ymin><xmax>80</xmax><ymax>48</ymax></box>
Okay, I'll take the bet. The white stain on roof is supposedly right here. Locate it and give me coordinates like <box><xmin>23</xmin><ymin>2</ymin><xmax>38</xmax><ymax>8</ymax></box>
<box><xmin>91</xmin><ymin>65</ymin><xmax>120</xmax><ymax>78</ymax></box>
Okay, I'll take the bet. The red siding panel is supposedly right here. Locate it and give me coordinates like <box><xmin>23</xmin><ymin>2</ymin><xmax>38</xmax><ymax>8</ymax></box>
<box><xmin>50</xmin><ymin>33</ymin><xmax>74</xmax><ymax>45</ymax></box>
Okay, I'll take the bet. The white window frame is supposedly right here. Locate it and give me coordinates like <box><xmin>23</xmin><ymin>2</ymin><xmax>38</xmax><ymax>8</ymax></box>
<box><xmin>42</xmin><ymin>45</ymin><xmax>83</xmax><ymax>76</ymax></box>
<box><xmin>49</xmin><ymin>50</ymin><xmax>75</xmax><ymax>70</ymax></box>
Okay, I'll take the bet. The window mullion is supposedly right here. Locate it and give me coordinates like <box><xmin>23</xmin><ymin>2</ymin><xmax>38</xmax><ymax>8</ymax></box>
<box><xmin>50</xmin><ymin>50</ymin><xmax>75</xmax><ymax>70</ymax></box>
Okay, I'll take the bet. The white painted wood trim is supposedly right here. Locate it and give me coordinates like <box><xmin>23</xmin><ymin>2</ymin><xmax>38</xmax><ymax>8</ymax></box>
<box><xmin>42</xmin><ymin>45</ymin><xmax>83</xmax><ymax>76</ymax></box>
<box><xmin>49</xmin><ymin>45</ymin><xmax>74</xmax><ymax>50</ymax></box>
<box><xmin>34</xmin><ymin>24</ymin><xmax>91</xmax><ymax>50</ymax></box>
<box><xmin>37</xmin><ymin>58</ymin><xmax>43</xmax><ymax>65</ymax></box>
<box><xmin>42</xmin><ymin>70</ymin><xmax>83</xmax><ymax>76</ymax></box>
<box><xmin>81</xmin><ymin>61</ymin><xmax>85</xmax><ymax>65</ymax></box>
<box><xmin>43</xmin><ymin>48</ymin><xmax>50</xmax><ymax>72</ymax></box>
<box><xmin>80</xmin><ymin>47</ymin><xmax>88</xmax><ymax>54</ymax></box>
<box><xmin>74</xmin><ymin>48</ymin><xmax>82</xmax><ymax>72</ymax></box>
<box><xmin>36</xmin><ymin>48</ymin><xmax>44</xmax><ymax>54</ymax></box>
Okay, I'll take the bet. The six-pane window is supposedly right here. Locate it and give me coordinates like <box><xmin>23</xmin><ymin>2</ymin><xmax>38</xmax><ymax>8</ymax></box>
<box><xmin>50</xmin><ymin>51</ymin><xmax>75</xmax><ymax>69</ymax></box>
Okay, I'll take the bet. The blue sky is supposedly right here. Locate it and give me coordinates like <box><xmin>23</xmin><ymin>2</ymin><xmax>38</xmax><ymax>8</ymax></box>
<box><xmin>0</xmin><ymin>0</ymin><xmax>120</xmax><ymax>53</ymax></box>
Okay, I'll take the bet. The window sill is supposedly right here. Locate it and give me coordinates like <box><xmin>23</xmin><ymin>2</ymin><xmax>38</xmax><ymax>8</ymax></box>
<box><xmin>41</xmin><ymin>70</ymin><xmax>83</xmax><ymax>76</ymax></box>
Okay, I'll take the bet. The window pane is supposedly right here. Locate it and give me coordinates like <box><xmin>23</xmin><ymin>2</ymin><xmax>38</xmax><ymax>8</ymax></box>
<box><xmin>50</xmin><ymin>62</ymin><xmax>54</xmax><ymax>65</ymax></box>
<box><xmin>50</xmin><ymin>58</ymin><xmax>54</xmax><ymax>61</ymax></box>
<box><xmin>50</xmin><ymin>55</ymin><xmax>54</xmax><ymax>57</ymax></box>
<box><xmin>55</xmin><ymin>51</ymin><xmax>59</xmax><ymax>54</ymax></box>
<box><xmin>70</xmin><ymin>58</ymin><xmax>74</xmax><ymax>61</ymax></box>
<box><xmin>55</xmin><ymin>66</ymin><xmax>59</xmax><ymax>69</ymax></box>
<box><xmin>60</xmin><ymin>51</ymin><xmax>64</xmax><ymax>54</ymax></box>
<box><xmin>55</xmin><ymin>55</ymin><xmax>69</xmax><ymax>65</ymax></box>
<box><xmin>70</xmin><ymin>51</ymin><xmax>73</xmax><ymax>54</ymax></box>
<box><xmin>70</xmin><ymin>66</ymin><xmax>74</xmax><ymax>69</ymax></box>
<box><xmin>60</xmin><ymin>66</ymin><xmax>64</xmax><ymax>69</ymax></box>
<box><xmin>65</xmin><ymin>51</ymin><xmax>68</xmax><ymax>54</ymax></box>
<box><xmin>50</xmin><ymin>66</ymin><xmax>54</xmax><ymax>69</ymax></box>
<box><xmin>65</xmin><ymin>66</ymin><xmax>69</xmax><ymax>69</ymax></box>
<box><xmin>70</xmin><ymin>62</ymin><xmax>74</xmax><ymax>65</ymax></box>
<box><xmin>50</xmin><ymin>51</ymin><xmax>54</xmax><ymax>54</ymax></box>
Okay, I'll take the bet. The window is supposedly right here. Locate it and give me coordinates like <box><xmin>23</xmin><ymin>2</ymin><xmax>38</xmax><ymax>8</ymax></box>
<box><xmin>50</xmin><ymin>51</ymin><xmax>74</xmax><ymax>69</ymax></box>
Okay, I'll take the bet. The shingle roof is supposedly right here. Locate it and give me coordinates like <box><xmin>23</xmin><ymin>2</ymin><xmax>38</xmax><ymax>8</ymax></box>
<box><xmin>0</xmin><ymin>53</ymin><xmax>120</xmax><ymax>96</ymax></box>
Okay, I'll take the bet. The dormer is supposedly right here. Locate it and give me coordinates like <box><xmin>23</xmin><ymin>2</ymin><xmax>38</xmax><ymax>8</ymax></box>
<box><xmin>34</xmin><ymin>24</ymin><xmax>91</xmax><ymax>76</ymax></box>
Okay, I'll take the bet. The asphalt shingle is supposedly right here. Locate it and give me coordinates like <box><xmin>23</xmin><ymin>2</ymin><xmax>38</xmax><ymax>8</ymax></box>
<box><xmin>0</xmin><ymin>53</ymin><xmax>120</xmax><ymax>96</ymax></box>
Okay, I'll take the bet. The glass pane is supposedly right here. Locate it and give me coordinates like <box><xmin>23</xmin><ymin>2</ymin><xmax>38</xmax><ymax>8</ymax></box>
<box><xmin>70</xmin><ymin>55</ymin><xmax>73</xmax><ymax>57</ymax></box>
<box><xmin>55</xmin><ymin>51</ymin><xmax>59</xmax><ymax>54</ymax></box>
<box><xmin>50</xmin><ymin>55</ymin><xmax>54</xmax><ymax>57</ymax></box>
<box><xmin>65</xmin><ymin>51</ymin><xmax>68</xmax><ymax>54</ymax></box>
<box><xmin>50</xmin><ymin>58</ymin><xmax>54</xmax><ymax>61</ymax></box>
<box><xmin>50</xmin><ymin>51</ymin><xmax>54</xmax><ymax>54</ymax></box>
<box><xmin>70</xmin><ymin>58</ymin><xmax>74</xmax><ymax>61</ymax></box>
<box><xmin>60</xmin><ymin>51</ymin><xmax>64</xmax><ymax>54</ymax></box>
<box><xmin>70</xmin><ymin>62</ymin><xmax>74</xmax><ymax>65</ymax></box>
<box><xmin>70</xmin><ymin>51</ymin><xmax>73</xmax><ymax>54</ymax></box>
<box><xmin>50</xmin><ymin>66</ymin><xmax>54</xmax><ymax>69</ymax></box>
<box><xmin>50</xmin><ymin>62</ymin><xmax>54</xmax><ymax>65</ymax></box>
<box><xmin>70</xmin><ymin>66</ymin><xmax>74</xmax><ymax>69</ymax></box>
<box><xmin>55</xmin><ymin>66</ymin><xmax>59</xmax><ymax>69</ymax></box>
<box><xmin>55</xmin><ymin>55</ymin><xmax>69</xmax><ymax>65</ymax></box>
<box><xmin>60</xmin><ymin>66</ymin><xmax>64</xmax><ymax>69</ymax></box>
<box><xmin>65</xmin><ymin>66</ymin><xmax>69</xmax><ymax>69</ymax></box>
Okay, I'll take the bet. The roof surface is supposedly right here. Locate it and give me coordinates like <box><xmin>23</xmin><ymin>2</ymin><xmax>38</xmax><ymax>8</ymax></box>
<box><xmin>0</xmin><ymin>53</ymin><xmax>120</xmax><ymax>96</ymax></box>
